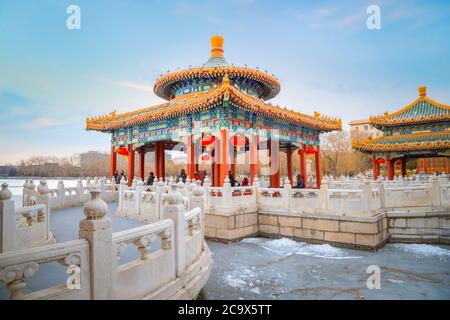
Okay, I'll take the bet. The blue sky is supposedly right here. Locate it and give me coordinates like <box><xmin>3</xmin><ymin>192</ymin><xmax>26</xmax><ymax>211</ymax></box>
<box><xmin>0</xmin><ymin>0</ymin><xmax>449</xmax><ymax>164</ymax></box>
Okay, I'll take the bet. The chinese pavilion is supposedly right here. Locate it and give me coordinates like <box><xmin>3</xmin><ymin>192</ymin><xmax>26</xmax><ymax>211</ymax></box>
<box><xmin>86</xmin><ymin>36</ymin><xmax>341</xmax><ymax>187</ymax></box>
<box><xmin>353</xmin><ymin>86</ymin><xmax>450</xmax><ymax>180</ymax></box>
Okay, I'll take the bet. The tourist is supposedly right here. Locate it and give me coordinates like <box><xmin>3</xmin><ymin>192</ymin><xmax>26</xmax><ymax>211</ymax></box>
<box><xmin>113</xmin><ymin>170</ymin><xmax>120</xmax><ymax>184</ymax></box>
<box><xmin>179</xmin><ymin>169</ymin><xmax>187</xmax><ymax>183</ymax></box>
<box><xmin>228</xmin><ymin>170</ymin><xmax>235</xmax><ymax>187</ymax></box>
<box><xmin>119</xmin><ymin>170</ymin><xmax>127</xmax><ymax>183</ymax></box>
<box><xmin>146</xmin><ymin>172</ymin><xmax>155</xmax><ymax>186</ymax></box>
<box><xmin>241</xmin><ymin>177</ymin><xmax>249</xmax><ymax>186</ymax></box>
<box><xmin>294</xmin><ymin>174</ymin><xmax>304</xmax><ymax>189</ymax></box>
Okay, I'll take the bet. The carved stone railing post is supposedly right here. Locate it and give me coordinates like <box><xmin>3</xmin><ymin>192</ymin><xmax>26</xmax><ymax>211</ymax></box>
<box><xmin>431</xmin><ymin>176</ymin><xmax>441</xmax><ymax>207</ymax></box>
<box><xmin>223</xmin><ymin>177</ymin><xmax>232</xmax><ymax>204</ymax></box>
<box><xmin>253</xmin><ymin>176</ymin><xmax>260</xmax><ymax>205</ymax></box>
<box><xmin>378</xmin><ymin>181</ymin><xmax>386</xmax><ymax>209</ymax></box>
<box><xmin>319</xmin><ymin>177</ymin><xmax>329</xmax><ymax>210</ymax></box>
<box><xmin>76</xmin><ymin>179</ymin><xmax>84</xmax><ymax>204</ymax></box>
<box><xmin>57</xmin><ymin>180</ymin><xmax>65</xmax><ymax>209</ymax></box>
<box><xmin>190</xmin><ymin>181</ymin><xmax>205</xmax><ymax>215</ymax></box>
<box><xmin>37</xmin><ymin>180</ymin><xmax>51</xmax><ymax>239</ymax></box>
<box><xmin>0</xmin><ymin>183</ymin><xmax>14</xmax><ymax>253</ymax></box>
<box><xmin>79</xmin><ymin>189</ymin><xmax>115</xmax><ymax>299</ymax></box>
<box><xmin>283</xmin><ymin>177</ymin><xmax>291</xmax><ymax>211</ymax></box>
<box><xmin>360</xmin><ymin>181</ymin><xmax>371</xmax><ymax>213</ymax></box>
<box><xmin>161</xmin><ymin>184</ymin><xmax>186</xmax><ymax>277</ymax></box>
<box><xmin>203</xmin><ymin>176</ymin><xmax>211</xmax><ymax>209</ymax></box>
<box><xmin>118</xmin><ymin>179</ymin><xmax>127</xmax><ymax>213</ymax></box>
<box><xmin>135</xmin><ymin>181</ymin><xmax>143</xmax><ymax>215</ymax></box>
<box><xmin>99</xmin><ymin>177</ymin><xmax>106</xmax><ymax>200</ymax></box>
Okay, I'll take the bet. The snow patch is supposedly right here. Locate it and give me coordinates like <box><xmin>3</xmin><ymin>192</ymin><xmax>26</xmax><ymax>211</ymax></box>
<box><xmin>243</xmin><ymin>237</ymin><xmax>363</xmax><ymax>260</ymax></box>
<box><xmin>221</xmin><ymin>264</ymin><xmax>257</xmax><ymax>290</ymax></box>
<box><xmin>392</xmin><ymin>244</ymin><xmax>450</xmax><ymax>260</ymax></box>
<box><xmin>387</xmin><ymin>279</ymin><xmax>405</xmax><ymax>284</ymax></box>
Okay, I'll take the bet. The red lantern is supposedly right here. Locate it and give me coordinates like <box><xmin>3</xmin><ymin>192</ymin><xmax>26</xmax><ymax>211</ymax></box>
<box><xmin>201</xmin><ymin>153</ymin><xmax>210</xmax><ymax>161</ymax></box>
<box><xmin>296</xmin><ymin>146</ymin><xmax>317</xmax><ymax>156</ymax></box>
<box><xmin>231</xmin><ymin>136</ymin><xmax>249</xmax><ymax>146</ymax></box>
<box><xmin>395</xmin><ymin>161</ymin><xmax>401</xmax><ymax>167</ymax></box>
<box><xmin>306</xmin><ymin>146</ymin><xmax>316</xmax><ymax>154</ymax></box>
<box><xmin>201</xmin><ymin>135</ymin><xmax>216</xmax><ymax>147</ymax></box>
<box><xmin>376</xmin><ymin>158</ymin><xmax>385</xmax><ymax>164</ymax></box>
<box><xmin>117</xmin><ymin>147</ymin><xmax>129</xmax><ymax>157</ymax></box>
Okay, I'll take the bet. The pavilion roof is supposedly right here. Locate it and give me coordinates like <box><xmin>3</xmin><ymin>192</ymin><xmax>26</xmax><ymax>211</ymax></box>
<box><xmin>86</xmin><ymin>77</ymin><xmax>341</xmax><ymax>132</ymax></box>
<box><xmin>352</xmin><ymin>131</ymin><xmax>450</xmax><ymax>153</ymax></box>
<box><xmin>370</xmin><ymin>86</ymin><xmax>450</xmax><ymax>129</ymax></box>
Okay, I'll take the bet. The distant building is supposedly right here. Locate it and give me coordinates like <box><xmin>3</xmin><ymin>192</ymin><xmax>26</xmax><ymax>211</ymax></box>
<box><xmin>0</xmin><ymin>166</ymin><xmax>18</xmax><ymax>177</ymax></box>
<box><xmin>349</xmin><ymin>119</ymin><xmax>383</xmax><ymax>140</ymax></box>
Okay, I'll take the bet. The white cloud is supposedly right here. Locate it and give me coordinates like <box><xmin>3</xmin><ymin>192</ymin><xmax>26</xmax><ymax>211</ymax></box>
<box><xmin>21</xmin><ymin>117</ymin><xmax>64</xmax><ymax>129</ymax></box>
<box><xmin>116</xmin><ymin>81</ymin><xmax>153</xmax><ymax>93</ymax></box>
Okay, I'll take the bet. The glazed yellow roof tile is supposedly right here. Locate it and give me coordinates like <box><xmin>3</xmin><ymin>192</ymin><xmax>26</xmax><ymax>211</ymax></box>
<box><xmin>153</xmin><ymin>66</ymin><xmax>281</xmax><ymax>100</ymax></box>
<box><xmin>353</xmin><ymin>131</ymin><xmax>450</xmax><ymax>152</ymax></box>
<box><xmin>86</xmin><ymin>80</ymin><xmax>341</xmax><ymax>132</ymax></box>
<box><xmin>370</xmin><ymin>86</ymin><xmax>450</xmax><ymax>127</ymax></box>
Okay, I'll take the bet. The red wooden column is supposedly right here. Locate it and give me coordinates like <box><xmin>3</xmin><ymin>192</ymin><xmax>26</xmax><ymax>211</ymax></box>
<box><xmin>299</xmin><ymin>144</ymin><xmax>307</xmax><ymax>188</ymax></box>
<box><xmin>315</xmin><ymin>145</ymin><xmax>322</xmax><ymax>188</ymax></box>
<box><xmin>372</xmin><ymin>154</ymin><xmax>379</xmax><ymax>180</ymax></box>
<box><xmin>186</xmin><ymin>134</ymin><xmax>196</xmax><ymax>178</ymax></box>
<box><xmin>155</xmin><ymin>141</ymin><xmax>165</xmax><ymax>180</ymax></box>
<box><xmin>110</xmin><ymin>145</ymin><xmax>117</xmax><ymax>178</ymax></box>
<box><xmin>218</xmin><ymin>130</ymin><xmax>229</xmax><ymax>187</ymax></box>
<box><xmin>138</xmin><ymin>149</ymin><xmax>145</xmax><ymax>181</ymax></box>
<box><xmin>386</xmin><ymin>155</ymin><xmax>394</xmax><ymax>180</ymax></box>
<box><xmin>286</xmin><ymin>147</ymin><xmax>293</xmax><ymax>185</ymax></box>
<box><xmin>268</xmin><ymin>138</ymin><xmax>280</xmax><ymax>188</ymax></box>
<box><xmin>401</xmin><ymin>157</ymin><xmax>407</xmax><ymax>177</ymax></box>
<box><xmin>250</xmin><ymin>135</ymin><xmax>259</xmax><ymax>184</ymax></box>
<box><xmin>127</xmin><ymin>144</ymin><xmax>135</xmax><ymax>186</ymax></box>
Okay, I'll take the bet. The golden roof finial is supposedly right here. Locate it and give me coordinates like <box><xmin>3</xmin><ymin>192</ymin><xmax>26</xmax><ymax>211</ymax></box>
<box><xmin>418</xmin><ymin>85</ymin><xmax>427</xmax><ymax>97</ymax></box>
<box><xmin>210</xmin><ymin>35</ymin><xmax>224</xmax><ymax>59</ymax></box>
<box><xmin>222</xmin><ymin>73</ymin><xmax>230</xmax><ymax>85</ymax></box>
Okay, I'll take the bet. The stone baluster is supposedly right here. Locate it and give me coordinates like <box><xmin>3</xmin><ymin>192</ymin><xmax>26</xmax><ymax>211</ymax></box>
<box><xmin>431</xmin><ymin>176</ymin><xmax>441</xmax><ymax>207</ymax></box>
<box><xmin>253</xmin><ymin>176</ymin><xmax>260</xmax><ymax>204</ymax></box>
<box><xmin>37</xmin><ymin>180</ymin><xmax>51</xmax><ymax>238</ymax></box>
<box><xmin>283</xmin><ymin>177</ymin><xmax>291</xmax><ymax>211</ymax></box>
<box><xmin>223</xmin><ymin>176</ymin><xmax>232</xmax><ymax>204</ymax></box>
<box><xmin>156</xmin><ymin>179</ymin><xmax>166</xmax><ymax>219</ymax></box>
<box><xmin>22</xmin><ymin>180</ymin><xmax>29</xmax><ymax>207</ymax></box>
<box><xmin>79</xmin><ymin>189</ymin><xmax>115</xmax><ymax>299</ymax></box>
<box><xmin>161</xmin><ymin>184</ymin><xmax>186</xmax><ymax>276</ymax></box>
<box><xmin>56</xmin><ymin>179</ymin><xmax>65</xmax><ymax>209</ymax></box>
<box><xmin>76</xmin><ymin>179</ymin><xmax>84</xmax><ymax>204</ymax></box>
<box><xmin>319</xmin><ymin>177</ymin><xmax>329</xmax><ymax>210</ymax></box>
<box><xmin>0</xmin><ymin>261</ymin><xmax>39</xmax><ymax>299</ymax></box>
<box><xmin>203</xmin><ymin>176</ymin><xmax>211</xmax><ymax>210</ymax></box>
<box><xmin>118</xmin><ymin>179</ymin><xmax>127</xmax><ymax>213</ymax></box>
<box><xmin>0</xmin><ymin>183</ymin><xmax>14</xmax><ymax>253</ymax></box>
<box><xmin>190</xmin><ymin>181</ymin><xmax>205</xmax><ymax>213</ymax></box>
<box><xmin>136</xmin><ymin>180</ymin><xmax>143</xmax><ymax>214</ymax></box>
<box><xmin>360</xmin><ymin>181</ymin><xmax>371</xmax><ymax>212</ymax></box>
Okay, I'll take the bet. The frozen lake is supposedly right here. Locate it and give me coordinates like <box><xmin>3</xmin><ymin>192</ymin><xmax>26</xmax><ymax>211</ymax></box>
<box><xmin>1</xmin><ymin>192</ymin><xmax>450</xmax><ymax>300</ymax></box>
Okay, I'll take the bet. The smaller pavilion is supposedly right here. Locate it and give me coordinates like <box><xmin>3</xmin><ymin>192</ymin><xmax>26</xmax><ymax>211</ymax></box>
<box><xmin>353</xmin><ymin>86</ymin><xmax>450</xmax><ymax>180</ymax></box>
